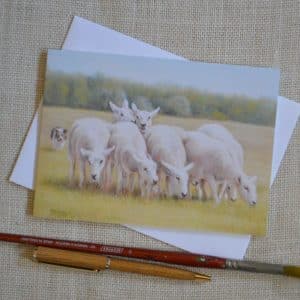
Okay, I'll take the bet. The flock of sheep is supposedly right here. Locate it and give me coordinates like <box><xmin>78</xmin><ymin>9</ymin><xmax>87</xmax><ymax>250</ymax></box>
<box><xmin>50</xmin><ymin>99</ymin><xmax>258</xmax><ymax>206</ymax></box>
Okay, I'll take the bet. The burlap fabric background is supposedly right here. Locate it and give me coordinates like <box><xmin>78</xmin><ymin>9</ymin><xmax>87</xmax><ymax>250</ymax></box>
<box><xmin>0</xmin><ymin>1</ymin><xmax>299</xmax><ymax>299</ymax></box>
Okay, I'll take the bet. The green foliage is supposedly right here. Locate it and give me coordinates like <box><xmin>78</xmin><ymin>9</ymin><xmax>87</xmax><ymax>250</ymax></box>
<box><xmin>132</xmin><ymin>96</ymin><xmax>154</xmax><ymax>111</ymax></box>
<box><xmin>44</xmin><ymin>71</ymin><xmax>276</xmax><ymax>126</ymax></box>
<box><xmin>154</xmin><ymin>95</ymin><xmax>191</xmax><ymax>117</ymax></box>
<box><xmin>212</xmin><ymin>111</ymin><xmax>228</xmax><ymax>121</ymax></box>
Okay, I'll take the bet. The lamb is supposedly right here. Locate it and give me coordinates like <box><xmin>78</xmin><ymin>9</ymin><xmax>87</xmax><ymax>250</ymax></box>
<box><xmin>109</xmin><ymin>99</ymin><xmax>135</xmax><ymax>123</ymax></box>
<box><xmin>106</xmin><ymin>99</ymin><xmax>136</xmax><ymax>190</ymax></box>
<box><xmin>184</xmin><ymin>131</ymin><xmax>257</xmax><ymax>205</ymax></box>
<box><xmin>131</xmin><ymin>103</ymin><xmax>160</xmax><ymax>135</ymax></box>
<box><xmin>109</xmin><ymin>122</ymin><xmax>158</xmax><ymax>197</ymax></box>
<box><xmin>68</xmin><ymin>118</ymin><xmax>115</xmax><ymax>188</ymax></box>
<box><xmin>197</xmin><ymin>123</ymin><xmax>244</xmax><ymax>200</ymax></box>
<box><xmin>145</xmin><ymin>125</ymin><xmax>193</xmax><ymax>199</ymax></box>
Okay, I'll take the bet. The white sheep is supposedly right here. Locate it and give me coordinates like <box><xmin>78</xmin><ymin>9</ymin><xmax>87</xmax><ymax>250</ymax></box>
<box><xmin>184</xmin><ymin>131</ymin><xmax>257</xmax><ymax>205</ymax></box>
<box><xmin>131</xmin><ymin>103</ymin><xmax>160</xmax><ymax>135</ymax></box>
<box><xmin>106</xmin><ymin>99</ymin><xmax>136</xmax><ymax>190</ymax></box>
<box><xmin>197</xmin><ymin>123</ymin><xmax>244</xmax><ymax>200</ymax></box>
<box><xmin>198</xmin><ymin>123</ymin><xmax>243</xmax><ymax>167</ymax></box>
<box><xmin>109</xmin><ymin>99</ymin><xmax>135</xmax><ymax>123</ymax></box>
<box><xmin>109</xmin><ymin>122</ymin><xmax>158</xmax><ymax>197</ymax></box>
<box><xmin>145</xmin><ymin>125</ymin><xmax>193</xmax><ymax>199</ymax></box>
<box><xmin>68</xmin><ymin>118</ymin><xmax>115</xmax><ymax>188</ymax></box>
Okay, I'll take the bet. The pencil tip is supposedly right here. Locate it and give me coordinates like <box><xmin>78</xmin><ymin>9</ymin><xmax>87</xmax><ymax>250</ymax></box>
<box><xmin>194</xmin><ymin>273</ymin><xmax>211</xmax><ymax>281</ymax></box>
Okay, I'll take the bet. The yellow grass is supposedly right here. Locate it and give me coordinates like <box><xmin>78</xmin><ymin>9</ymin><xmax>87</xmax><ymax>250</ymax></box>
<box><xmin>34</xmin><ymin>106</ymin><xmax>272</xmax><ymax>235</ymax></box>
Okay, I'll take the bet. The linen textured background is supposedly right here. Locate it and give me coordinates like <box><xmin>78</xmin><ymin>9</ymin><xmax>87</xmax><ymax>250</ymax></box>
<box><xmin>0</xmin><ymin>1</ymin><xmax>299</xmax><ymax>299</ymax></box>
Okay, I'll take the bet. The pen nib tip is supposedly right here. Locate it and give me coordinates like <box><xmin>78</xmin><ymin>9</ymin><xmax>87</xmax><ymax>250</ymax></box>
<box><xmin>194</xmin><ymin>273</ymin><xmax>211</xmax><ymax>281</ymax></box>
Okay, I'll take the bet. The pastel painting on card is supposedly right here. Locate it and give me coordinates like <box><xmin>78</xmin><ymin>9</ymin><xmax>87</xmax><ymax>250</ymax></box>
<box><xmin>34</xmin><ymin>49</ymin><xmax>280</xmax><ymax>235</ymax></box>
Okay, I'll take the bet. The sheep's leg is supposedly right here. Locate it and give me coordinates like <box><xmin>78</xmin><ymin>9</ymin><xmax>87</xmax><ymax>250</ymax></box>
<box><xmin>101</xmin><ymin>162</ymin><xmax>107</xmax><ymax>190</ymax></box>
<box><xmin>139</xmin><ymin>177</ymin><xmax>146</xmax><ymax>198</ymax></box>
<box><xmin>144</xmin><ymin>183</ymin><xmax>150</xmax><ymax>199</ymax></box>
<box><xmin>187</xmin><ymin>179</ymin><xmax>192</xmax><ymax>199</ymax></box>
<box><xmin>196</xmin><ymin>184</ymin><xmax>202</xmax><ymax>199</ymax></box>
<box><xmin>103</xmin><ymin>158</ymin><xmax>112</xmax><ymax>191</ymax></box>
<box><xmin>79</xmin><ymin>159</ymin><xmax>86</xmax><ymax>188</ymax></box>
<box><xmin>121</xmin><ymin>171</ymin><xmax>128</xmax><ymax>194</ymax></box>
<box><xmin>223</xmin><ymin>187</ymin><xmax>229</xmax><ymax>200</ymax></box>
<box><xmin>225</xmin><ymin>189</ymin><xmax>230</xmax><ymax>200</ymax></box>
<box><xmin>218</xmin><ymin>181</ymin><xmax>227</xmax><ymax>200</ymax></box>
<box><xmin>206</xmin><ymin>176</ymin><xmax>220</xmax><ymax>204</ymax></box>
<box><xmin>128</xmin><ymin>173</ymin><xmax>135</xmax><ymax>193</ymax></box>
<box><xmin>156</xmin><ymin>168</ymin><xmax>164</xmax><ymax>196</ymax></box>
<box><xmin>69</xmin><ymin>157</ymin><xmax>76</xmax><ymax>186</ymax></box>
<box><xmin>230</xmin><ymin>185</ymin><xmax>238</xmax><ymax>201</ymax></box>
<box><xmin>198</xmin><ymin>179</ymin><xmax>207</xmax><ymax>200</ymax></box>
<box><xmin>165</xmin><ymin>176</ymin><xmax>172</xmax><ymax>198</ymax></box>
<box><xmin>202</xmin><ymin>180</ymin><xmax>208</xmax><ymax>200</ymax></box>
<box><xmin>116</xmin><ymin>164</ymin><xmax>123</xmax><ymax>195</ymax></box>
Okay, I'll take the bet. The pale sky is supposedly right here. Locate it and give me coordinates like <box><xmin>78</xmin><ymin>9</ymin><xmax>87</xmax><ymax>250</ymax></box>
<box><xmin>47</xmin><ymin>49</ymin><xmax>280</xmax><ymax>100</ymax></box>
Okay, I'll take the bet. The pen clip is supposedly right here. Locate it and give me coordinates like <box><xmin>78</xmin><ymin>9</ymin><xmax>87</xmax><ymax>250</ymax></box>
<box><xmin>105</xmin><ymin>257</ymin><xmax>111</xmax><ymax>269</ymax></box>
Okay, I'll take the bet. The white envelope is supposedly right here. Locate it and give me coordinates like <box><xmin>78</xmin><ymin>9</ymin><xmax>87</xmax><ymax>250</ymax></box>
<box><xmin>10</xmin><ymin>16</ymin><xmax>300</xmax><ymax>259</ymax></box>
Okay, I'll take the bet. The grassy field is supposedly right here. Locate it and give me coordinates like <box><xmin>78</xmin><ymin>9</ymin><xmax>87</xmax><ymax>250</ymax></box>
<box><xmin>34</xmin><ymin>106</ymin><xmax>272</xmax><ymax>235</ymax></box>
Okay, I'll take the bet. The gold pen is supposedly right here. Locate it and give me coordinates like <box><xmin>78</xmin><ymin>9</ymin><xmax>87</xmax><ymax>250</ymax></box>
<box><xmin>33</xmin><ymin>246</ymin><xmax>210</xmax><ymax>281</ymax></box>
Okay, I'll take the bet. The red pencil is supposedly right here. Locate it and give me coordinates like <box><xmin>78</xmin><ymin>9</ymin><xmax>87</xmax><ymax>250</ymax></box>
<box><xmin>0</xmin><ymin>232</ymin><xmax>225</xmax><ymax>268</ymax></box>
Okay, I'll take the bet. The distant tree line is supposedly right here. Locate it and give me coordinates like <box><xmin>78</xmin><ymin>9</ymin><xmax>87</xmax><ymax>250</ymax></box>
<box><xmin>44</xmin><ymin>71</ymin><xmax>276</xmax><ymax>126</ymax></box>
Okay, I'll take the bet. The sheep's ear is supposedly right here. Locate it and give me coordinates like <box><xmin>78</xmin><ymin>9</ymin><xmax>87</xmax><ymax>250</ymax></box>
<box><xmin>50</xmin><ymin>128</ymin><xmax>55</xmax><ymax>139</ymax></box>
<box><xmin>103</xmin><ymin>146</ymin><xmax>115</xmax><ymax>157</ymax></box>
<box><xmin>184</xmin><ymin>162</ymin><xmax>194</xmax><ymax>172</ymax></box>
<box><xmin>109</xmin><ymin>101</ymin><xmax>119</xmax><ymax>113</ymax></box>
<box><xmin>122</xmin><ymin>98</ymin><xmax>129</xmax><ymax>109</ymax></box>
<box><xmin>150</xmin><ymin>107</ymin><xmax>160</xmax><ymax>118</ymax></box>
<box><xmin>235</xmin><ymin>176</ymin><xmax>242</xmax><ymax>185</ymax></box>
<box><xmin>250</xmin><ymin>175</ymin><xmax>258</xmax><ymax>184</ymax></box>
<box><xmin>63</xmin><ymin>128</ymin><xmax>67</xmax><ymax>134</ymax></box>
<box><xmin>131</xmin><ymin>103</ymin><xmax>138</xmax><ymax>113</ymax></box>
<box><xmin>160</xmin><ymin>160</ymin><xmax>175</xmax><ymax>176</ymax></box>
<box><xmin>80</xmin><ymin>148</ymin><xmax>90</xmax><ymax>159</ymax></box>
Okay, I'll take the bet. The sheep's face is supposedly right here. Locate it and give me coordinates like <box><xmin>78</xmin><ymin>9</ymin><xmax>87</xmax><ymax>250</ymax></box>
<box><xmin>80</xmin><ymin>146</ymin><xmax>115</xmax><ymax>184</ymax></box>
<box><xmin>161</xmin><ymin>161</ymin><xmax>194</xmax><ymax>199</ymax></box>
<box><xmin>191</xmin><ymin>177</ymin><xmax>199</xmax><ymax>186</ymax></box>
<box><xmin>236</xmin><ymin>175</ymin><xmax>257</xmax><ymax>205</ymax></box>
<box><xmin>138</xmin><ymin>158</ymin><xmax>158</xmax><ymax>187</ymax></box>
<box><xmin>226</xmin><ymin>183</ymin><xmax>238</xmax><ymax>201</ymax></box>
<box><xmin>131</xmin><ymin>103</ymin><xmax>160</xmax><ymax>134</ymax></box>
<box><xmin>109</xmin><ymin>100</ymin><xmax>135</xmax><ymax>123</ymax></box>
